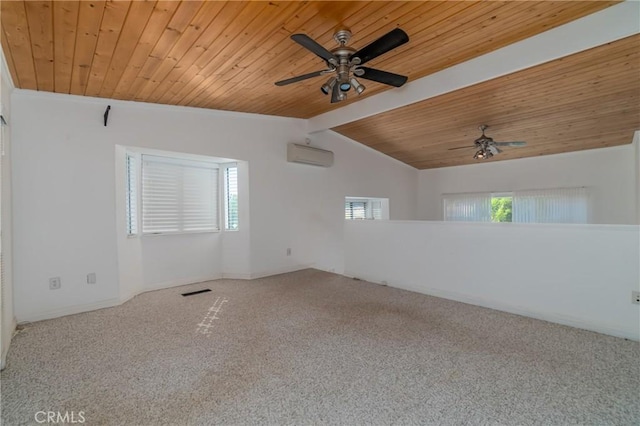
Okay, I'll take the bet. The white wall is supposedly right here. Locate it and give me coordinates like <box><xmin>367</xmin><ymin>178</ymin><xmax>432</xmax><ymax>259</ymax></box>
<box><xmin>12</xmin><ymin>94</ymin><xmax>121</xmax><ymax>321</ymax></box>
<box><xmin>141</xmin><ymin>234</ymin><xmax>222</xmax><ymax>290</ymax></box>
<box><xmin>345</xmin><ymin>220</ymin><xmax>640</xmax><ymax>340</ymax></box>
<box><xmin>417</xmin><ymin>144</ymin><xmax>638</xmax><ymax>224</ymax></box>
<box><xmin>11</xmin><ymin>90</ymin><xmax>417</xmax><ymax>322</ymax></box>
<box><xmin>283</xmin><ymin>130</ymin><xmax>417</xmax><ymax>274</ymax></box>
<box><xmin>0</xmin><ymin>49</ymin><xmax>15</xmax><ymax>368</ymax></box>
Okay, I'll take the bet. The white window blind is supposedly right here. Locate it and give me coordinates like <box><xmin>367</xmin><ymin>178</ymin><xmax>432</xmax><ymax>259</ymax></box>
<box><xmin>513</xmin><ymin>187</ymin><xmax>588</xmax><ymax>224</ymax></box>
<box><xmin>371</xmin><ymin>200</ymin><xmax>382</xmax><ymax>220</ymax></box>
<box><xmin>345</xmin><ymin>197</ymin><xmax>388</xmax><ymax>220</ymax></box>
<box><xmin>224</xmin><ymin>166</ymin><xmax>239</xmax><ymax>230</ymax></box>
<box><xmin>126</xmin><ymin>154</ymin><xmax>138</xmax><ymax>235</ymax></box>
<box><xmin>345</xmin><ymin>201</ymin><xmax>367</xmax><ymax>220</ymax></box>
<box><xmin>142</xmin><ymin>155</ymin><xmax>219</xmax><ymax>234</ymax></box>
<box><xmin>443</xmin><ymin>193</ymin><xmax>492</xmax><ymax>222</ymax></box>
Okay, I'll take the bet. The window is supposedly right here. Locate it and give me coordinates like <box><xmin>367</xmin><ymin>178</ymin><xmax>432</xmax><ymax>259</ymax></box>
<box><xmin>125</xmin><ymin>153</ymin><xmax>138</xmax><ymax>235</ymax></box>
<box><xmin>345</xmin><ymin>200</ymin><xmax>367</xmax><ymax>220</ymax></box>
<box><xmin>512</xmin><ymin>187</ymin><xmax>588</xmax><ymax>224</ymax></box>
<box><xmin>443</xmin><ymin>187</ymin><xmax>588</xmax><ymax>224</ymax></box>
<box><xmin>224</xmin><ymin>166</ymin><xmax>238</xmax><ymax>230</ymax></box>
<box><xmin>141</xmin><ymin>155</ymin><xmax>219</xmax><ymax>234</ymax></box>
<box><xmin>345</xmin><ymin>197</ymin><xmax>388</xmax><ymax>220</ymax></box>
<box><xmin>443</xmin><ymin>193</ymin><xmax>492</xmax><ymax>222</ymax></box>
<box><xmin>491</xmin><ymin>195</ymin><xmax>512</xmax><ymax>223</ymax></box>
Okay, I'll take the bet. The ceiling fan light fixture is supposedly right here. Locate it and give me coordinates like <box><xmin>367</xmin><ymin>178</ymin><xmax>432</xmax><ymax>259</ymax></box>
<box><xmin>474</xmin><ymin>148</ymin><xmax>493</xmax><ymax>160</ymax></box>
<box><xmin>320</xmin><ymin>77</ymin><xmax>336</xmax><ymax>95</ymax></box>
<box><xmin>350</xmin><ymin>77</ymin><xmax>365</xmax><ymax>95</ymax></box>
<box><xmin>339</xmin><ymin>80</ymin><xmax>351</xmax><ymax>92</ymax></box>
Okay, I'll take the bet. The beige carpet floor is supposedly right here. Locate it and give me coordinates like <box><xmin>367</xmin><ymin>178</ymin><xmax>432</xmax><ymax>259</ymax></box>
<box><xmin>1</xmin><ymin>269</ymin><xmax>639</xmax><ymax>425</ymax></box>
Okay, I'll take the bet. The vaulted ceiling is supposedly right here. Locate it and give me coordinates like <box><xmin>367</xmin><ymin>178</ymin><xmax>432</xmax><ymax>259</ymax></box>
<box><xmin>1</xmin><ymin>1</ymin><xmax>637</xmax><ymax>169</ymax></box>
<box><xmin>333</xmin><ymin>34</ymin><xmax>640</xmax><ymax>169</ymax></box>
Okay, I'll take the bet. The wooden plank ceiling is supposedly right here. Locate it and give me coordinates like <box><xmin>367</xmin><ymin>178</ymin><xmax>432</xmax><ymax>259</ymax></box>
<box><xmin>0</xmin><ymin>0</ymin><xmax>617</xmax><ymax>120</ymax></box>
<box><xmin>3</xmin><ymin>1</ymin><xmax>634</xmax><ymax>169</ymax></box>
<box><xmin>333</xmin><ymin>34</ymin><xmax>640</xmax><ymax>169</ymax></box>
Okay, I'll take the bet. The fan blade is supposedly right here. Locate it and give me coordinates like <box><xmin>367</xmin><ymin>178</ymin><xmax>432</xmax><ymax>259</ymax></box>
<box><xmin>291</xmin><ymin>34</ymin><xmax>337</xmax><ymax>64</ymax></box>
<box><xmin>488</xmin><ymin>145</ymin><xmax>500</xmax><ymax>155</ymax></box>
<box><xmin>493</xmin><ymin>141</ymin><xmax>526</xmax><ymax>147</ymax></box>
<box><xmin>331</xmin><ymin>82</ymin><xmax>341</xmax><ymax>103</ymax></box>
<box><xmin>358</xmin><ymin>67</ymin><xmax>408</xmax><ymax>87</ymax></box>
<box><xmin>275</xmin><ymin>70</ymin><xmax>328</xmax><ymax>86</ymax></box>
<box><xmin>448</xmin><ymin>145</ymin><xmax>476</xmax><ymax>151</ymax></box>
<box><xmin>351</xmin><ymin>28</ymin><xmax>409</xmax><ymax>65</ymax></box>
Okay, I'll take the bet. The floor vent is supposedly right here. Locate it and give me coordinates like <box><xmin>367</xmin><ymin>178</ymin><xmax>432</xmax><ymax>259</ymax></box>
<box><xmin>181</xmin><ymin>289</ymin><xmax>212</xmax><ymax>297</ymax></box>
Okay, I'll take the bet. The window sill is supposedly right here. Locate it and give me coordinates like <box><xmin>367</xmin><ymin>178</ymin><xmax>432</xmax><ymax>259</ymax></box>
<box><xmin>142</xmin><ymin>230</ymin><xmax>221</xmax><ymax>237</ymax></box>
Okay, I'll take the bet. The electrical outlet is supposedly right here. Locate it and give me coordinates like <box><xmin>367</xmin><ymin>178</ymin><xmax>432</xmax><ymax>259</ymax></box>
<box><xmin>49</xmin><ymin>277</ymin><xmax>61</xmax><ymax>290</ymax></box>
<box><xmin>87</xmin><ymin>273</ymin><xmax>96</xmax><ymax>284</ymax></box>
<box><xmin>632</xmin><ymin>291</ymin><xmax>640</xmax><ymax>305</ymax></box>
<box><xmin>286</xmin><ymin>248</ymin><xmax>291</xmax><ymax>256</ymax></box>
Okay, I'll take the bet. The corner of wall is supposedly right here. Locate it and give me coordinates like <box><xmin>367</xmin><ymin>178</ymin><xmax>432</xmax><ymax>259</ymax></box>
<box><xmin>0</xmin><ymin>317</ymin><xmax>16</xmax><ymax>370</ymax></box>
<box><xmin>416</xmin><ymin>169</ymin><xmax>441</xmax><ymax>221</ymax></box>
<box><xmin>633</xmin><ymin>130</ymin><xmax>640</xmax><ymax>225</ymax></box>
<box><xmin>0</xmin><ymin>43</ymin><xmax>16</xmax><ymax>369</ymax></box>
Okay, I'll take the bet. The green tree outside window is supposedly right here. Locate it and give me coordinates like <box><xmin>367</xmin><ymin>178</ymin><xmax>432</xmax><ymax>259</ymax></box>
<box><xmin>491</xmin><ymin>197</ymin><xmax>512</xmax><ymax>222</ymax></box>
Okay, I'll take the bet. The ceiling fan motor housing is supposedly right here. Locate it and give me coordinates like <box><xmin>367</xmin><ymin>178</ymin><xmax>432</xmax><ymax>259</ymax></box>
<box><xmin>474</xmin><ymin>135</ymin><xmax>493</xmax><ymax>147</ymax></box>
<box><xmin>333</xmin><ymin>29</ymin><xmax>352</xmax><ymax>46</ymax></box>
<box><xmin>331</xmin><ymin>40</ymin><xmax>357</xmax><ymax>92</ymax></box>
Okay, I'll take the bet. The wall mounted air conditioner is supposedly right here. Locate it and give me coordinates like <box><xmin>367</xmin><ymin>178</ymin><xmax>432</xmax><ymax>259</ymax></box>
<box><xmin>287</xmin><ymin>143</ymin><xmax>334</xmax><ymax>167</ymax></box>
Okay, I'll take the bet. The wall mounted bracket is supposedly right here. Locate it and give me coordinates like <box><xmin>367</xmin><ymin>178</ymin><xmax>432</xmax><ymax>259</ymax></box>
<box><xmin>104</xmin><ymin>105</ymin><xmax>111</xmax><ymax>127</ymax></box>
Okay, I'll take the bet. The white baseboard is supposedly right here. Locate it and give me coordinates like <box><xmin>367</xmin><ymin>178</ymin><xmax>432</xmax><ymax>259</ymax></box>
<box><xmin>249</xmin><ymin>264</ymin><xmax>312</xmax><ymax>279</ymax></box>
<box><xmin>308</xmin><ymin>265</ymin><xmax>340</xmax><ymax>275</ymax></box>
<box><xmin>17</xmin><ymin>298</ymin><xmax>121</xmax><ymax>324</ymax></box>
<box><xmin>344</xmin><ymin>270</ymin><xmax>639</xmax><ymax>342</ymax></box>
<box><xmin>119</xmin><ymin>290</ymin><xmax>137</xmax><ymax>305</ymax></box>
<box><xmin>223</xmin><ymin>265</ymin><xmax>310</xmax><ymax>280</ymax></box>
<box><xmin>221</xmin><ymin>272</ymin><xmax>253</xmax><ymax>279</ymax></box>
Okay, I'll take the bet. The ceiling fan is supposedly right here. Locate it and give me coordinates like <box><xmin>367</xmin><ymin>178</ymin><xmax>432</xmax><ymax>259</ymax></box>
<box><xmin>275</xmin><ymin>28</ymin><xmax>409</xmax><ymax>103</ymax></box>
<box><xmin>449</xmin><ymin>125</ymin><xmax>527</xmax><ymax>160</ymax></box>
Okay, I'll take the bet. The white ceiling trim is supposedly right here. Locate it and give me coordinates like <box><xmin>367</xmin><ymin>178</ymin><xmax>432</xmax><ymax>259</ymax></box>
<box><xmin>307</xmin><ymin>1</ymin><xmax>640</xmax><ymax>134</ymax></box>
